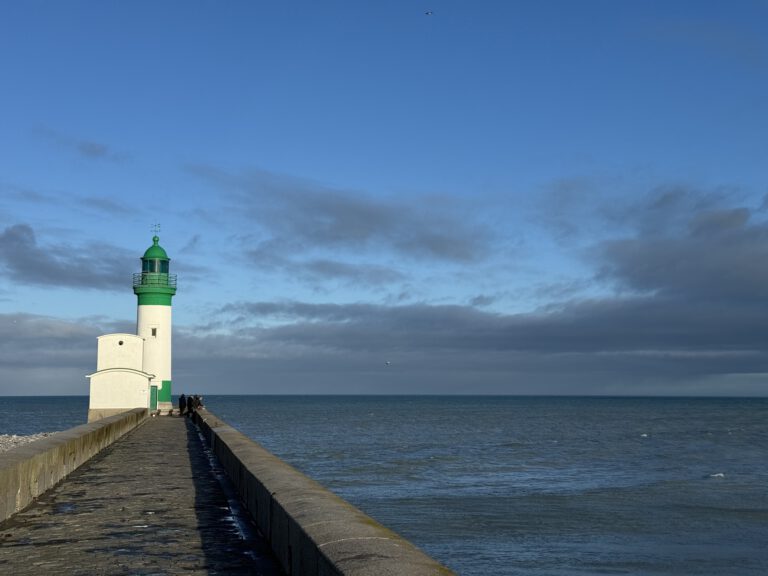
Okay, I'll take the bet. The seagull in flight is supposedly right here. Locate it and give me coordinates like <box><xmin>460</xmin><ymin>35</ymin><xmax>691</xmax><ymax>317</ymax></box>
<box><xmin>425</xmin><ymin>10</ymin><xmax>433</xmax><ymax>16</ymax></box>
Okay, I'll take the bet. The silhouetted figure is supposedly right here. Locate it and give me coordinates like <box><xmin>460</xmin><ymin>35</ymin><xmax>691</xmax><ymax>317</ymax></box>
<box><xmin>179</xmin><ymin>393</ymin><xmax>187</xmax><ymax>416</ymax></box>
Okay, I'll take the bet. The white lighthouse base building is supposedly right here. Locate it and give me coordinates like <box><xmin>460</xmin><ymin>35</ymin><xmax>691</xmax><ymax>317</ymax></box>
<box><xmin>87</xmin><ymin>333</ymin><xmax>155</xmax><ymax>422</ymax></box>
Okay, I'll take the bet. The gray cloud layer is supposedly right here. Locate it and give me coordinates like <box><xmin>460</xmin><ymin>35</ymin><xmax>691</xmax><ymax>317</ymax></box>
<box><xmin>171</xmin><ymin>185</ymin><xmax>768</xmax><ymax>395</ymax></box>
<box><xmin>174</xmin><ymin>293</ymin><xmax>768</xmax><ymax>395</ymax></box>
<box><xmin>216</xmin><ymin>297</ymin><xmax>767</xmax><ymax>360</ymax></box>
<box><xmin>2</xmin><ymin>184</ymin><xmax>767</xmax><ymax>396</ymax></box>
<box><xmin>188</xmin><ymin>165</ymin><xmax>492</xmax><ymax>286</ymax></box>
<box><xmin>3</xmin><ymin>285</ymin><xmax>766</xmax><ymax>397</ymax></box>
<box><xmin>3</xmin><ymin>185</ymin><xmax>136</xmax><ymax>217</ymax></box>
<box><xmin>0</xmin><ymin>224</ymin><xmax>132</xmax><ymax>289</ymax></box>
<box><xmin>592</xmin><ymin>187</ymin><xmax>768</xmax><ymax>305</ymax></box>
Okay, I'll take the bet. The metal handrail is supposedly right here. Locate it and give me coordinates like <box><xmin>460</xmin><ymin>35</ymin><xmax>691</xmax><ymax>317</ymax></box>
<box><xmin>133</xmin><ymin>272</ymin><xmax>177</xmax><ymax>288</ymax></box>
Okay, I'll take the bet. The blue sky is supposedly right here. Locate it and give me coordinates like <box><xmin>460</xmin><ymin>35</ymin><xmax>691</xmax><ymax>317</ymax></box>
<box><xmin>1</xmin><ymin>1</ymin><xmax>767</xmax><ymax>395</ymax></box>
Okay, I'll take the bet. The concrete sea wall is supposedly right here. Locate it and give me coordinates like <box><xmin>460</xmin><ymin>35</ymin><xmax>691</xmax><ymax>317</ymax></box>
<box><xmin>194</xmin><ymin>410</ymin><xmax>454</xmax><ymax>576</ymax></box>
<box><xmin>0</xmin><ymin>408</ymin><xmax>147</xmax><ymax>522</ymax></box>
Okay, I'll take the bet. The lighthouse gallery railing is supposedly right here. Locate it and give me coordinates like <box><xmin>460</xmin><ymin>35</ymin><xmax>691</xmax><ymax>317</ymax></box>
<box><xmin>133</xmin><ymin>273</ymin><xmax>177</xmax><ymax>288</ymax></box>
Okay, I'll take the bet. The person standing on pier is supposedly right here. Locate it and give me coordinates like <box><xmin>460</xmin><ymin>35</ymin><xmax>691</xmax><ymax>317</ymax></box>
<box><xmin>179</xmin><ymin>393</ymin><xmax>187</xmax><ymax>416</ymax></box>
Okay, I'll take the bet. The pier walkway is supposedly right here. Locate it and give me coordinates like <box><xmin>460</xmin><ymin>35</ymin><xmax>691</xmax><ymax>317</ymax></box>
<box><xmin>0</xmin><ymin>416</ymin><xmax>283</xmax><ymax>576</ymax></box>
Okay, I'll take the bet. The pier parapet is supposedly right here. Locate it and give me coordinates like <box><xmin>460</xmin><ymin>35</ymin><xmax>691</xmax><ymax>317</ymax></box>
<box><xmin>194</xmin><ymin>410</ymin><xmax>455</xmax><ymax>575</ymax></box>
<box><xmin>0</xmin><ymin>408</ymin><xmax>147</xmax><ymax>522</ymax></box>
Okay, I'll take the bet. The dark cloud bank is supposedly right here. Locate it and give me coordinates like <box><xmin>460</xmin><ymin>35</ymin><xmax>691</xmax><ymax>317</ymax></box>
<box><xmin>0</xmin><ymin>224</ymin><xmax>132</xmax><ymax>290</ymax></box>
<box><xmin>177</xmin><ymin>185</ymin><xmax>768</xmax><ymax>396</ymax></box>
<box><xmin>3</xmin><ymin>186</ymin><xmax>768</xmax><ymax>396</ymax></box>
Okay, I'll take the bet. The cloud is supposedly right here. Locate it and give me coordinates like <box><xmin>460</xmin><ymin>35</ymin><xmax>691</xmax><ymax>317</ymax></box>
<box><xmin>4</xmin><ymin>186</ymin><xmax>53</xmax><ymax>205</ymax></box>
<box><xmin>158</xmin><ymin>293</ymin><xmax>768</xmax><ymax>395</ymax></box>
<box><xmin>0</xmin><ymin>313</ymin><xmax>96</xmax><ymax>366</ymax></box>
<box><xmin>533</xmin><ymin>176</ymin><xmax>605</xmax><ymax>242</ymax></box>
<box><xmin>180</xmin><ymin>234</ymin><xmax>202</xmax><ymax>253</ymax></box>
<box><xmin>164</xmin><ymin>182</ymin><xmax>768</xmax><ymax>395</ymax></box>
<box><xmin>595</xmin><ymin>187</ymin><xmax>768</xmax><ymax>303</ymax></box>
<box><xmin>35</xmin><ymin>127</ymin><xmax>130</xmax><ymax>162</ymax></box>
<box><xmin>2</xmin><ymin>184</ymin><xmax>134</xmax><ymax>217</ymax></box>
<box><xmin>200</xmin><ymin>178</ymin><xmax>768</xmax><ymax>392</ymax></box>
<box><xmin>0</xmin><ymin>313</ymin><xmax>133</xmax><ymax>395</ymax></box>
<box><xmin>4</xmin><ymin>181</ymin><xmax>767</xmax><ymax>397</ymax></box>
<box><xmin>245</xmin><ymin>244</ymin><xmax>405</xmax><ymax>287</ymax></box>
<box><xmin>77</xmin><ymin>141</ymin><xmax>109</xmax><ymax>158</ymax></box>
<box><xmin>188</xmin><ymin>165</ymin><xmax>492</xmax><ymax>267</ymax></box>
<box><xmin>607</xmin><ymin>184</ymin><xmax>744</xmax><ymax>237</ymax></box>
<box><xmin>3</xmin><ymin>288</ymin><xmax>767</xmax><ymax>396</ymax></box>
<box><xmin>470</xmin><ymin>294</ymin><xmax>495</xmax><ymax>307</ymax></box>
<box><xmin>301</xmin><ymin>259</ymin><xmax>405</xmax><ymax>285</ymax></box>
<box><xmin>217</xmin><ymin>297</ymin><xmax>768</xmax><ymax>358</ymax></box>
<box><xmin>0</xmin><ymin>224</ymin><xmax>132</xmax><ymax>289</ymax></box>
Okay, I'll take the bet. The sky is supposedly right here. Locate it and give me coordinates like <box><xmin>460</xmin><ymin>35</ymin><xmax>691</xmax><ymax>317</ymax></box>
<box><xmin>1</xmin><ymin>0</ymin><xmax>767</xmax><ymax>396</ymax></box>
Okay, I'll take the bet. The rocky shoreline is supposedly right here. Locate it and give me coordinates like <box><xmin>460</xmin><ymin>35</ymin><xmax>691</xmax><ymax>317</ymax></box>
<box><xmin>0</xmin><ymin>432</ymin><xmax>57</xmax><ymax>453</ymax></box>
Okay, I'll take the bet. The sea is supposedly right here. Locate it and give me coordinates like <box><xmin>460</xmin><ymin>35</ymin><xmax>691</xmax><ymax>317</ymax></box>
<box><xmin>1</xmin><ymin>395</ymin><xmax>766</xmax><ymax>575</ymax></box>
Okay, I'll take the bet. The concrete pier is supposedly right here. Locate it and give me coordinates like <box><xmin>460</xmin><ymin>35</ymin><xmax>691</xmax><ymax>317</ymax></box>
<box><xmin>0</xmin><ymin>416</ymin><xmax>282</xmax><ymax>575</ymax></box>
<box><xmin>0</xmin><ymin>412</ymin><xmax>454</xmax><ymax>575</ymax></box>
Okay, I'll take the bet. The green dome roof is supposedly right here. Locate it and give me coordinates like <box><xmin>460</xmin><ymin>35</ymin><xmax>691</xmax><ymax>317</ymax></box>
<box><xmin>143</xmin><ymin>236</ymin><xmax>170</xmax><ymax>260</ymax></box>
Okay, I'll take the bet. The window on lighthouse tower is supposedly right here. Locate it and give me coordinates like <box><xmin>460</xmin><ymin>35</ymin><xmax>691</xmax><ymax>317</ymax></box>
<box><xmin>142</xmin><ymin>259</ymin><xmax>169</xmax><ymax>273</ymax></box>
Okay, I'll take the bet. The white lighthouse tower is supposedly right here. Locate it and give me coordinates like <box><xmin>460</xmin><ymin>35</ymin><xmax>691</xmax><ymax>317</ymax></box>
<box><xmin>87</xmin><ymin>235</ymin><xmax>177</xmax><ymax>421</ymax></box>
<box><xmin>132</xmin><ymin>235</ymin><xmax>177</xmax><ymax>413</ymax></box>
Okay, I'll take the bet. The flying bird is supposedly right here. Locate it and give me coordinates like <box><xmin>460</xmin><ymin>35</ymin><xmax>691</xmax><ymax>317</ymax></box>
<box><xmin>425</xmin><ymin>11</ymin><xmax>433</xmax><ymax>16</ymax></box>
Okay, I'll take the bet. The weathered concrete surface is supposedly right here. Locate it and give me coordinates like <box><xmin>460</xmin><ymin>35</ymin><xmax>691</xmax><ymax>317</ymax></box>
<box><xmin>194</xmin><ymin>411</ymin><xmax>455</xmax><ymax>576</ymax></box>
<box><xmin>0</xmin><ymin>408</ymin><xmax>147</xmax><ymax>522</ymax></box>
<box><xmin>0</xmin><ymin>416</ymin><xmax>282</xmax><ymax>576</ymax></box>
<box><xmin>88</xmin><ymin>407</ymin><xmax>145</xmax><ymax>422</ymax></box>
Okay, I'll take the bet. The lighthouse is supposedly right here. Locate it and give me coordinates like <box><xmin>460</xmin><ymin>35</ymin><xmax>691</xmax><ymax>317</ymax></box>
<box><xmin>87</xmin><ymin>235</ymin><xmax>177</xmax><ymax>421</ymax></box>
<box><xmin>132</xmin><ymin>235</ymin><xmax>177</xmax><ymax>413</ymax></box>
